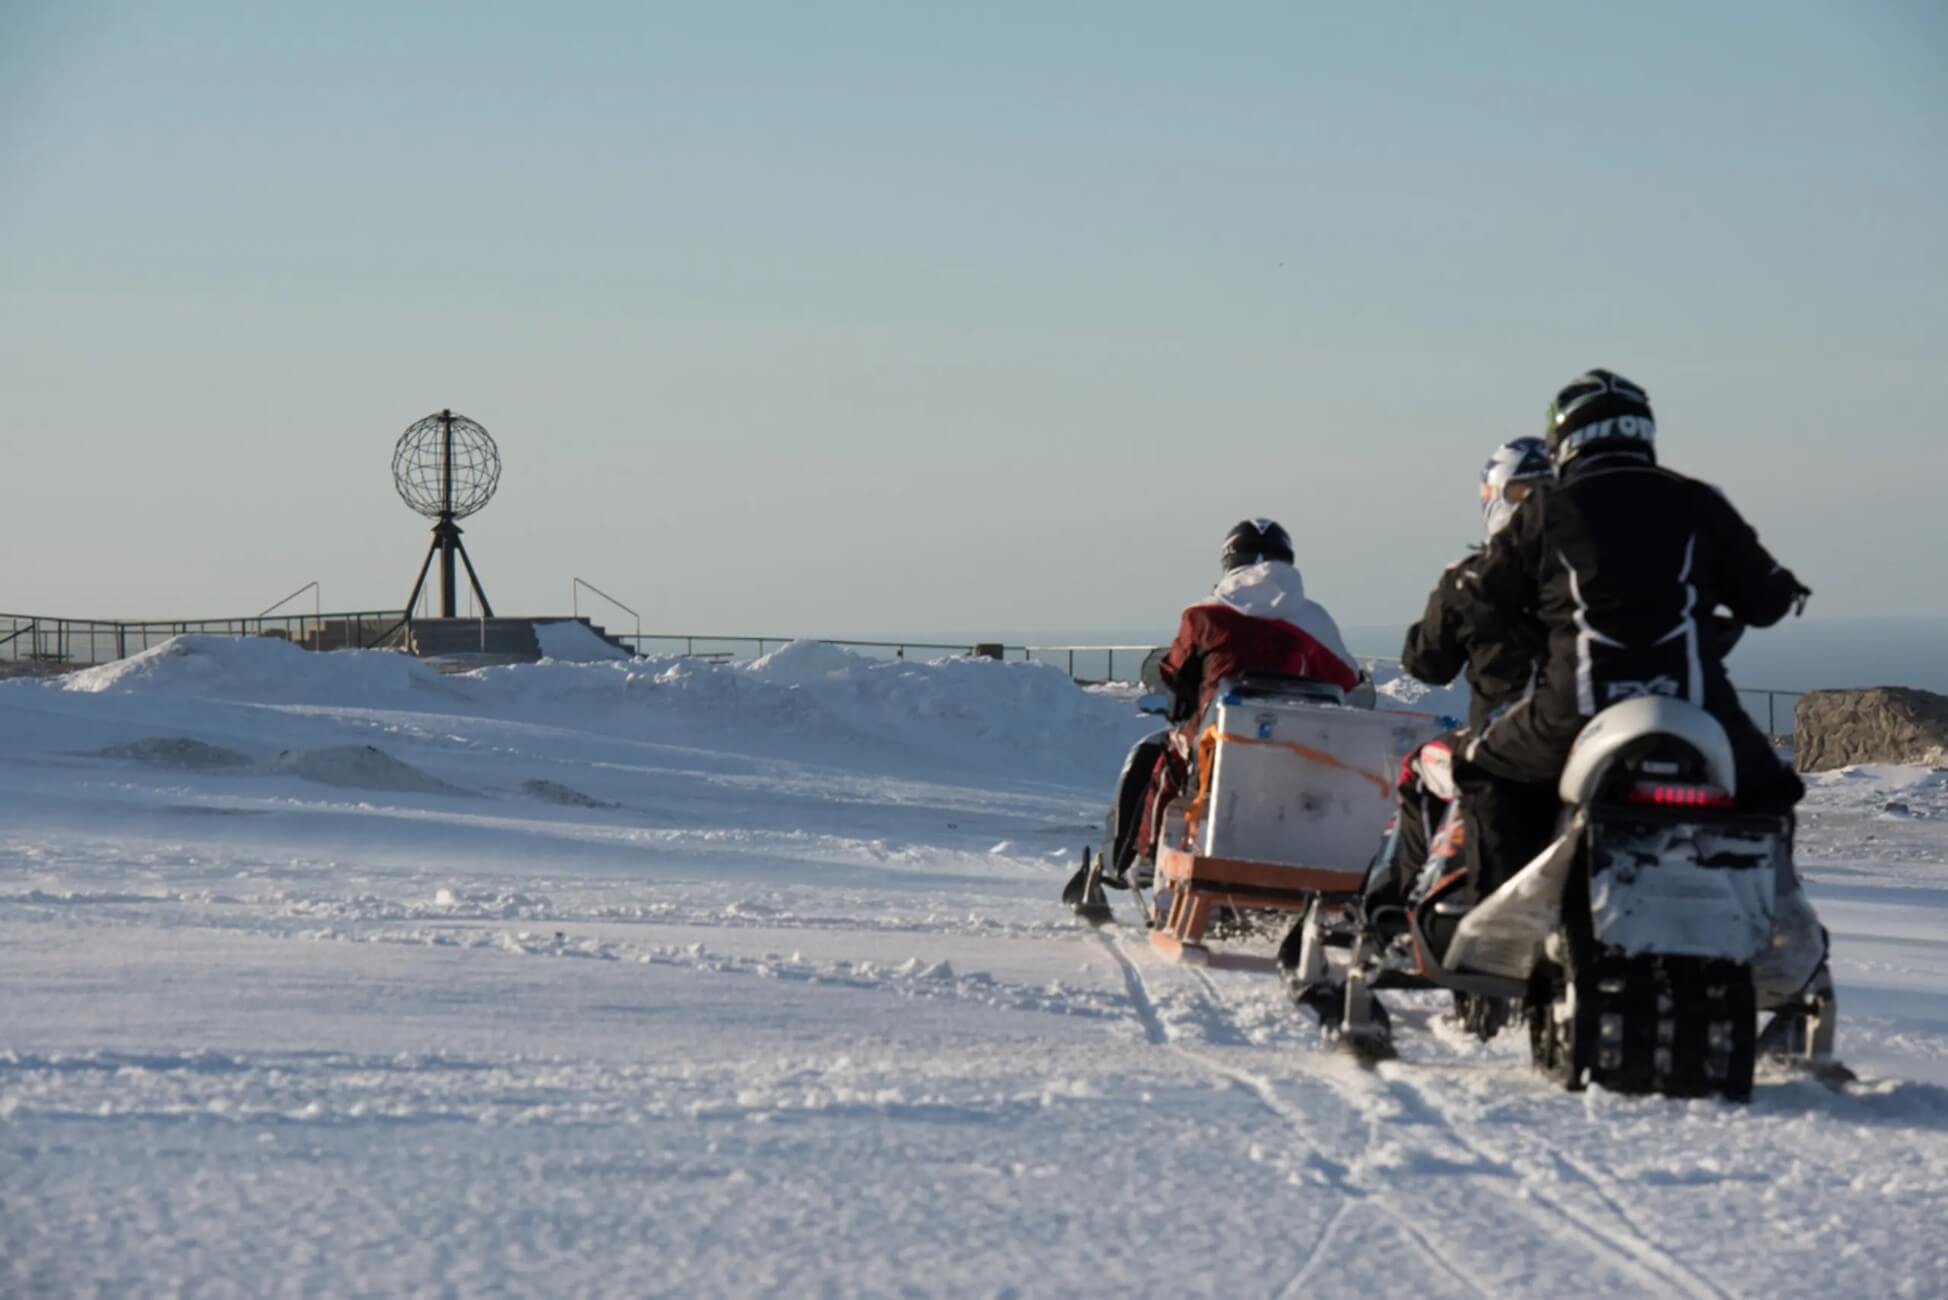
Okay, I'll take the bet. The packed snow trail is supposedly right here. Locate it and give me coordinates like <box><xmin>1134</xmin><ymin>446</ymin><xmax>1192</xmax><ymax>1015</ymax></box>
<box><xmin>3</xmin><ymin>637</ymin><xmax>1947</xmax><ymax>1297</ymax></box>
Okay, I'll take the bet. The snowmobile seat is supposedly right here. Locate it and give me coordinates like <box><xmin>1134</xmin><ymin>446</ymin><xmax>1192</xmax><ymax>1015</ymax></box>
<box><xmin>1225</xmin><ymin>672</ymin><xmax>1348</xmax><ymax>705</ymax></box>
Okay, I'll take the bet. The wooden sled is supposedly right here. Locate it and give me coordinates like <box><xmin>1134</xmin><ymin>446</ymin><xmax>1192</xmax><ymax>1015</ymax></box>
<box><xmin>1149</xmin><ymin>843</ymin><xmax>1366</xmax><ymax>964</ymax></box>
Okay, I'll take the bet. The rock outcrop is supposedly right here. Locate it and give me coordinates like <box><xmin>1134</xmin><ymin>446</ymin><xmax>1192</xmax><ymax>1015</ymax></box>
<box><xmin>1794</xmin><ymin>687</ymin><xmax>1948</xmax><ymax>772</ymax></box>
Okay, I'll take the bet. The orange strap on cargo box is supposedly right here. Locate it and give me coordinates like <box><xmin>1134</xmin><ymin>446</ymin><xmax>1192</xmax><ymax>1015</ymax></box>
<box><xmin>1183</xmin><ymin>726</ymin><xmax>1393</xmax><ymax>841</ymax></box>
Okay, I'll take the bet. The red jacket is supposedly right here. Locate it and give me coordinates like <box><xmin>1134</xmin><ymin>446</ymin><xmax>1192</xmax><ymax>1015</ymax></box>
<box><xmin>1160</xmin><ymin>561</ymin><xmax>1359</xmax><ymax>721</ymax></box>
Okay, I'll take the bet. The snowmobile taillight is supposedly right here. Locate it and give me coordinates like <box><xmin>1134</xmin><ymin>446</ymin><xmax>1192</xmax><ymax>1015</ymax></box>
<box><xmin>1625</xmin><ymin>782</ymin><xmax>1735</xmax><ymax>809</ymax></box>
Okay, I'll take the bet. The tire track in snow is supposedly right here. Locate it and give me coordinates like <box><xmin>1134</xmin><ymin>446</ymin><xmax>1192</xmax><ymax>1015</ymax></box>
<box><xmin>1172</xmin><ymin>1041</ymin><xmax>1495</xmax><ymax>1300</ymax></box>
<box><xmin>1274</xmin><ymin>1201</ymin><xmax>1352</xmax><ymax>1300</ymax></box>
<box><xmin>1094</xmin><ymin>931</ymin><xmax>1167</xmax><ymax>1046</ymax></box>
<box><xmin>1173</xmin><ymin>947</ymin><xmax>1724</xmax><ymax>1300</ymax></box>
<box><xmin>1548</xmin><ymin>1149</ymin><xmax>1733</xmax><ymax>1300</ymax></box>
<box><xmin>1097</xmin><ymin>930</ymin><xmax>1493</xmax><ymax>1299</ymax></box>
<box><xmin>1380</xmin><ymin>1069</ymin><xmax>1731</xmax><ymax>1300</ymax></box>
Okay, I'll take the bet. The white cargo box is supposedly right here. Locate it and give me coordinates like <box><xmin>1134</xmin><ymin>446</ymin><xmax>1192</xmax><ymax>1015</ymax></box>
<box><xmin>1196</xmin><ymin>696</ymin><xmax>1434</xmax><ymax>870</ymax></box>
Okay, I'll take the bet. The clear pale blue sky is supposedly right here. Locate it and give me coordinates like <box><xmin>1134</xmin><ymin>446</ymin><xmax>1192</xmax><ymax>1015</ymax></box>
<box><xmin>3</xmin><ymin>1</ymin><xmax>1944</xmax><ymax>637</ymax></box>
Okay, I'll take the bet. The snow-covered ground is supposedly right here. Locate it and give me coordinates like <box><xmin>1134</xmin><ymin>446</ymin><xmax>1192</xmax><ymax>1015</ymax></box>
<box><xmin>3</xmin><ymin>637</ymin><xmax>1945</xmax><ymax>1298</ymax></box>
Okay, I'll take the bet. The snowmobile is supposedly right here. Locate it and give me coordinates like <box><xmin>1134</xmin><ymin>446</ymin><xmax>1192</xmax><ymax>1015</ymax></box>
<box><xmin>1283</xmin><ymin>694</ymin><xmax>1842</xmax><ymax>1099</ymax></box>
<box><xmin>1065</xmin><ymin>667</ymin><xmax>1435</xmax><ymax>964</ymax></box>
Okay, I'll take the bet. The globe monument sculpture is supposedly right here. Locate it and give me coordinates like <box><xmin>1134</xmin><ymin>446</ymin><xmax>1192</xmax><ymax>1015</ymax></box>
<box><xmin>396</xmin><ymin>409</ymin><xmax>501</xmax><ymax>620</ymax></box>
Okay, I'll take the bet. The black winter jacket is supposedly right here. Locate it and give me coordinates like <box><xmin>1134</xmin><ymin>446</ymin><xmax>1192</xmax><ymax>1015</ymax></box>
<box><xmin>1401</xmin><ymin>551</ymin><xmax>1543</xmax><ymax>730</ymax></box>
<box><xmin>1463</xmin><ymin>450</ymin><xmax>1802</xmax><ymax>720</ymax></box>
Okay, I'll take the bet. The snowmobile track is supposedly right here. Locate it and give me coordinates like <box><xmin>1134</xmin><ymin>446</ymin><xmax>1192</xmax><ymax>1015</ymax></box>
<box><xmin>1096</xmin><ymin>929</ymin><xmax>1169</xmax><ymax>1047</ymax></box>
<box><xmin>1274</xmin><ymin>1200</ymin><xmax>1353</xmax><ymax>1300</ymax></box>
<box><xmin>1380</xmin><ymin>1070</ymin><xmax>1731</xmax><ymax>1300</ymax></box>
<box><xmin>1106</xmin><ymin>927</ymin><xmax>1735</xmax><ymax>1300</ymax></box>
<box><xmin>1098</xmin><ymin>929</ymin><xmax>1496</xmax><ymax>1298</ymax></box>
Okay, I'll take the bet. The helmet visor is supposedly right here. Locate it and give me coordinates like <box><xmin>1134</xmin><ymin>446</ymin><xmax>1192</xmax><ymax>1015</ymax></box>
<box><xmin>1481</xmin><ymin>478</ymin><xmax>1542</xmax><ymax>507</ymax></box>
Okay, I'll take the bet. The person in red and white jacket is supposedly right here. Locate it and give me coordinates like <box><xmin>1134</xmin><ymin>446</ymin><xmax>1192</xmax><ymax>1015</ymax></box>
<box><xmin>1101</xmin><ymin>519</ymin><xmax>1361</xmax><ymax>882</ymax></box>
<box><xmin>1158</xmin><ymin>520</ymin><xmax>1360</xmax><ymax>719</ymax></box>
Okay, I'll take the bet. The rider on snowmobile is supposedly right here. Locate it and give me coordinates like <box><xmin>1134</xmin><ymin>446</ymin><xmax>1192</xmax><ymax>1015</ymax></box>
<box><xmin>1453</xmin><ymin>369</ymin><xmax>1810</xmax><ymax>892</ymax></box>
<box><xmin>1368</xmin><ymin>438</ymin><xmax>1553</xmax><ymax>910</ymax></box>
<box><xmin>1446</xmin><ymin>371</ymin><xmax>1829</xmax><ymax>1011</ymax></box>
<box><xmin>1410</xmin><ymin>368</ymin><xmax>1831</xmax><ymax>1060</ymax></box>
<box><xmin>1100</xmin><ymin>519</ymin><xmax>1361</xmax><ymax>883</ymax></box>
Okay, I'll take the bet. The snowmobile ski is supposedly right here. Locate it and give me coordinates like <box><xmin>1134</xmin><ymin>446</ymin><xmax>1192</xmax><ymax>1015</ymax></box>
<box><xmin>1062</xmin><ymin>847</ymin><xmax>1114</xmax><ymax>926</ymax></box>
<box><xmin>1758</xmin><ymin>1055</ymin><xmax>1858</xmax><ymax>1091</ymax></box>
<box><xmin>1291</xmin><ymin>980</ymin><xmax>1396</xmax><ymax>1064</ymax></box>
<box><xmin>1449</xmin><ymin>991</ymin><xmax>1514</xmax><ymax>1042</ymax></box>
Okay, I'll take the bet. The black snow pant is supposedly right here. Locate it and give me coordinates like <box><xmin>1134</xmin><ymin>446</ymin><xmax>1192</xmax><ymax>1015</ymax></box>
<box><xmin>1458</xmin><ymin>676</ymin><xmax>1803</xmax><ymax>899</ymax></box>
<box><xmin>1104</xmin><ymin>730</ymin><xmax>1169</xmax><ymax>877</ymax></box>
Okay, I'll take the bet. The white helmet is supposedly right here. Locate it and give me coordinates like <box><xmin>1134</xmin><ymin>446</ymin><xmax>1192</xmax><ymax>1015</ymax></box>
<box><xmin>1480</xmin><ymin>437</ymin><xmax>1553</xmax><ymax>540</ymax></box>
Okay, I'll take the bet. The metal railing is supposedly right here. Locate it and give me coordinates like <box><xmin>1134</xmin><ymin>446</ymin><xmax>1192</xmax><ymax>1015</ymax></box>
<box><xmin>604</xmin><ymin>635</ymin><xmax>1146</xmax><ymax>680</ymax></box>
<box><xmin>571</xmin><ymin>579</ymin><xmax>641</xmax><ymax>643</ymax></box>
<box><xmin>1743</xmin><ymin>688</ymin><xmax>1803</xmax><ymax>745</ymax></box>
<box><xmin>615</xmin><ymin>634</ymin><xmax>1007</xmax><ymax>667</ymax></box>
<box><xmin>258</xmin><ymin>581</ymin><xmax>322</xmax><ymax>620</ymax></box>
<box><xmin>1019</xmin><ymin>644</ymin><xmax>1158</xmax><ymax>685</ymax></box>
<box><xmin>0</xmin><ymin>610</ymin><xmax>411</xmax><ymax>667</ymax></box>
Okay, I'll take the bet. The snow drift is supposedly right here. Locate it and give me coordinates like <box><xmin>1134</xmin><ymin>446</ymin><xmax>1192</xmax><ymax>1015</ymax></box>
<box><xmin>63</xmin><ymin>634</ymin><xmax>459</xmax><ymax>705</ymax></box>
<box><xmin>41</xmin><ymin>635</ymin><xmax>1463</xmax><ymax>792</ymax></box>
<box><xmin>534</xmin><ymin>620</ymin><xmax>631</xmax><ymax>662</ymax></box>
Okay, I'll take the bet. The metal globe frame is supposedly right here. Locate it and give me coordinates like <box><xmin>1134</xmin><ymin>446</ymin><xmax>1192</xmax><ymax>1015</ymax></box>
<box><xmin>395</xmin><ymin>409</ymin><xmax>500</xmax><ymax>620</ymax></box>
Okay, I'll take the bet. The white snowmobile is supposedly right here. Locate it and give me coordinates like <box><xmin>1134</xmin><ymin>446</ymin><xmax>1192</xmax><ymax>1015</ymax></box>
<box><xmin>1283</xmin><ymin>694</ymin><xmax>1842</xmax><ymax>1100</ymax></box>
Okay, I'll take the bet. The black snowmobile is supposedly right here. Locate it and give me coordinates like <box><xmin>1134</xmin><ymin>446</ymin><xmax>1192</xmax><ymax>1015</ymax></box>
<box><xmin>1282</xmin><ymin>694</ymin><xmax>1842</xmax><ymax>1100</ymax></box>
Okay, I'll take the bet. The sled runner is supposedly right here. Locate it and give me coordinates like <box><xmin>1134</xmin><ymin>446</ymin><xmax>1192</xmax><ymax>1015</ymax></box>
<box><xmin>1148</xmin><ymin>843</ymin><xmax>1366</xmax><ymax>962</ymax></box>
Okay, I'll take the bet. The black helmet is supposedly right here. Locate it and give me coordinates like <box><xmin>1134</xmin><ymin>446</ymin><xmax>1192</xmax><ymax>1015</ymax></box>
<box><xmin>1220</xmin><ymin>518</ymin><xmax>1294</xmax><ymax>571</ymax></box>
<box><xmin>1546</xmin><ymin>368</ymin><xmax>1655</xmax><ymax>467</ymax></box>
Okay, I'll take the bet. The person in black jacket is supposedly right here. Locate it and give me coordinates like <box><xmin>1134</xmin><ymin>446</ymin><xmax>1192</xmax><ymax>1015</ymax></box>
<box><xmin>1371</xmin><ymin>438</ymin><xmax>1553</xmax><ymax>906</ymax></box>
<box><xmin>1403</xmin><ymin>436</ymin><xmax>1554</xmax><ymax>729</ymax></box>
<box><xmin>1454</xmin><ymin>369</ymin><xmax>1810</xmax><ymax>896</ymax></box>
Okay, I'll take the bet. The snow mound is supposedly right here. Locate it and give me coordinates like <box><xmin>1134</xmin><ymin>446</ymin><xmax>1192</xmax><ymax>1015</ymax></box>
<box><xmin>270</xmin><ymin>745</ymin><xmax>468</xmax><ymax>796</ymax></box>
<box><xmin>745</xmin><ymin>639</ymin><xmax>861</xmax><ymax>685</ymax></box>
<box><xmin>63</xmin><ymin>636</ymin><xmax>457</xmax><ymax>705</ymax></box>
<box><xmin>96</xmin><ymin>737</ymin><xmax>254</xmax><ymax>770</ymax></box>
<box><xmin>643</xmin><ymin>647</ymin><xmax>1154</xmax><ymax>781</ymax></box>
<box><xmin>449</xmin><ymin>643</ymin><xmax>1157</xmax><ymax>785</ymax></box>
<box><xmin>534</xmin><ymin>621</ymin><xmax>631</xmax><ymax>662</ymax></box>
